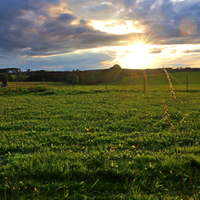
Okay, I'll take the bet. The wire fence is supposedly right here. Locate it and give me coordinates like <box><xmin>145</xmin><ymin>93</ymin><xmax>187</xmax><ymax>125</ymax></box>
<box><xmin>3</xmin><ymin>72</ymin><xmax>200</xmax><ymax>92</ymax></box>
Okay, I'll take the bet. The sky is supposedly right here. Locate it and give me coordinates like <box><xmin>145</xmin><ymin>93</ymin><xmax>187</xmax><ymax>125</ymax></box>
<box><xmin>1</xmin><ymin>0</ymin><xmax>200</xmax><ymax>71</ymax></box>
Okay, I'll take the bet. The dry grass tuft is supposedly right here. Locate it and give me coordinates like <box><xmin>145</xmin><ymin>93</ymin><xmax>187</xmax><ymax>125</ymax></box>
<box><xmin>163</xmin><ymin>66</ymin><xmax>196</xmax><ymax>200</ymax></box>
<box><xmin>162</xmin><ymin>66</ymin><xmax>176</xmax><ymax>100</ymax></box>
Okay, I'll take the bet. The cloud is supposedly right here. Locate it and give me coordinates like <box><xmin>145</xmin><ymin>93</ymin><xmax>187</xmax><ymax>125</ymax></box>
<box><xmin>41</xmin><ymin>65</ymin><xmax>64</xmax><ymax>69</ymax></box>
<box><xmin>57</xmin><ymin>13</ymin><xmax>77</xmax><ymax>22</ymax></box>
<box><xmin>69</xmin><ymin>0</ymin><xmax>200</xmax><ymax>45</ymax></box>
<box><xmin>17</xmin><ymin>49</ymin><xmax>118</xmax><ymax>71</ymax></box>
<box><xmin>148</xmin><ymin>48</ymin><xmax>162</xmax><ymax>54</ymax></box>
<box><xmin>1</xmin><ymin>0</ymin><xmax>200</xmax><ymax>70</ymax></box>
<box><xmin>170</xmin><ymin>49</ymin><xmax>177</xmax><ymax>54</ymax></box>
<box><xmin>1</xmin><ymin>0</ymin><xmax>200</xmax><ymax>55</ymax></box>
<box><xmin>182</xmin><ymin>49</ymin><xmax>200</xmax><ymax>54</ymax></box>
<box><xmin>119</xmin><ymin>0</ymin><xmax>200</xmax><ymax>44</ymax></box>
<box><xmin>0</xmin><ymin>0</ymin><xmax>134</xmax><ymax>57</ymax></box>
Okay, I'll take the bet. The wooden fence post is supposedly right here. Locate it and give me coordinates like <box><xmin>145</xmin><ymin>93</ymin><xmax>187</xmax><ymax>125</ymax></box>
<box><xmin>186</xmin><ymin>73</ymin><xmax>188</xmax><ymax>92</ymax></box>
<box><xmin>16</xmin><ymin>73</ymin><xmax>18</xmax><ymax>91</ymax></box>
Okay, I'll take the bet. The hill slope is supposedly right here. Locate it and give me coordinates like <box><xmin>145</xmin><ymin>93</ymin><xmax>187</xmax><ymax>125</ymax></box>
<box><xmin>118</xmin><ymin>71</ymin><xmax>200</xmax><ymax>86</ymax></box>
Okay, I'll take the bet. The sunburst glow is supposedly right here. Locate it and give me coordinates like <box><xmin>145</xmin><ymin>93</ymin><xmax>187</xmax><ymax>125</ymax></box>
<box><xmin>120</xmin><ymin>42</ymin><xmax>153</xmax><ymax>69</ymax></box>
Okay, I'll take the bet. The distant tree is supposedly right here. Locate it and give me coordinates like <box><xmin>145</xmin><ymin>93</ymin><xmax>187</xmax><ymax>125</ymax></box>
<box><xmin>8</xmin><ymin>75</ymin><xmax>14</xmax><ymax>82</ymax></box>
<box><xmin>2</xmin><ymin>73</ymin><xmax>8</xmax><ymax>85</ymax></box>
<box><xmin>66</xmin><ymin>74</ymin><xmax>79</xmax><ymax>90</ymax></box>
<box><xmin>66</xmin><ymin>74</ymin><xmax>79</xmax><ymax>84</ymax></box>
<box><xmin>18</xmin><ymin>74</ymin><xmax>26</xmax><ymax>81</ymax></box>
<box><xmin>9</xmin><ymin>68</ymin><xmax>21</xmax><ymax>74</ymax></box>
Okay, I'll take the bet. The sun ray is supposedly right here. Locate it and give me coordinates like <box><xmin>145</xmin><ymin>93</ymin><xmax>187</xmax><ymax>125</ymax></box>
<box><xmin>120</xmin><ymin>42</ymin><xmax>153</xmax><ymax>69</ymax></box>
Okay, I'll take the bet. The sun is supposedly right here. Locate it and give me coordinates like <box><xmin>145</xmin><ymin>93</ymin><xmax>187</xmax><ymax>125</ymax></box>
<box><xmin>120</xmin><ymin>42</ymin><xmax>152</xmax><ymax>69</ymax></box>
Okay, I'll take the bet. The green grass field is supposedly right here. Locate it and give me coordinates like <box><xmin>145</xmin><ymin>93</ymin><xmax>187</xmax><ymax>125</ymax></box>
<box><xmin>118</xmin><ymin>71</ymin><xmax>200</xmax><ymax>91</ymax></box>
<box><xmin>8</xmin><ymin>81</ymin><xmax>69</xmax><ymax>89</ymax></box>
<box><xmin>0</xmin><ymin>72</ymin><xmax>200</xmax><ymax>199</ymax></box>
<box><xmin>7</xmin><ymin>71</ymin><xmax>200</xmax><ymax>91</ymax></box>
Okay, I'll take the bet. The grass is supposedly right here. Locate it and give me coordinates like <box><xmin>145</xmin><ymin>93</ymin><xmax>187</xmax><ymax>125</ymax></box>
<box><xmin>7</xmin><ymin>71</ymin><xmax>200</xmax><ymax>91</ymax></box>
<box><xmin>120</xmin><ymin>71</ymin><xmax>200</xmax><ymax>85</ymax></box>
<box><xmin>0</xmin><ymin>72</ymin><xmax>200</xmax><ymax>199</ymax></box>
<box><xmin>8</xmin><ymin>81</ymin><xmax>69</xmax><ymax>89</ymax></box>
<box><xmin>162</xmin><ymin>67</ymin><xmax>194</xmax><ymax>199</ymax></box>
<box><xmin>118</xmin><ymin>71</ymin><xmax>200</xmax><ymax>91</ymax></box>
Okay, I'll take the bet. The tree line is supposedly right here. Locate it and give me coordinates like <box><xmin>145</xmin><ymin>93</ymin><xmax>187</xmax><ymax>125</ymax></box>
<box><xmin>2</xmin><ymin>65</ymin><xmax>200</xmax><ymax>86</ymax></box>
<box><xmin>0</xmin><ymin>64</ymin><xmax>125</xmax><ymax>85</ymax></box>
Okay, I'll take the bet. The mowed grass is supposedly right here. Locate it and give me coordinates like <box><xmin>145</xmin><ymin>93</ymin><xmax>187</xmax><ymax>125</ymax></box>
<box><xmin>118</xmin><ymin>71</ymin><xmax>200</xmax><ymax>91</ymax></box>
<box><xmin>7</xmin><ymin>71</ymin><xmax>200</xmax><ymax>91</ymax></box>
<box><xmin>0</xmin><ymin>77</ymin><xmax>200</xmax><ymax>199</ymax></box>
<box><xmin>8</xmin><ymin>82</ymin><xmax>69</xmax><ymax>89</ymax></box>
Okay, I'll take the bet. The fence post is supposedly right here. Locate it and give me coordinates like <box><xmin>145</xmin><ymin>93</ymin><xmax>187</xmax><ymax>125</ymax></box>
<box><xmin>106</xmin><ymin>74</ymin><xmax>108</xmax><ymax>92</ymax></box>
<box><xmin>72</xmin><ymin>75</ymin><xmax>74</xmax><ymax>90</ymax></box>
<box><xmin>186</xmin><ymin>73</ymin><xmax>188</xmax><ymax>92</ymax></box>
<box><xmin>16</xmin><ymin>73</ymin><xmax>18</xmax><ymax>91</ymax></box>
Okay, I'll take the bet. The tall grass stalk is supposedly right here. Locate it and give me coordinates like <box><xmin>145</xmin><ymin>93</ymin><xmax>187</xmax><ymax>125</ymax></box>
<box><xmin>163</xmin><ymin>66</ymin><xmax>195</xmax><ymax>200</ymax></box>
<box><xmin>128</xmin><ymin>169</ymin><xmax>139</xmax><ymax>199</ymax></box>
<box><xmin>163</xmin><ymin>100</ymin><xmax>187</xmax><ymax>198</ymax></box>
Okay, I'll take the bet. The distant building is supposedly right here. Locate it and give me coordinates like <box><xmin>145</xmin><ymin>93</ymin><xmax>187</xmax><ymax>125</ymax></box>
<box><xmin>0</xmin><ymin>84</ymin><xmax>9</xmax><ymax>87</ymax></box>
